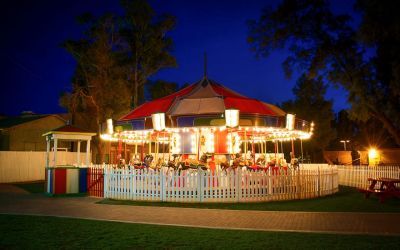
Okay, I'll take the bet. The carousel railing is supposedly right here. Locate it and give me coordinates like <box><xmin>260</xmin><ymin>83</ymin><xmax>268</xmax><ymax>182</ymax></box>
<box><xmin>101</xmin><ymin>165</ymin><xmax>338</xmax><ymax>202</ymax></box>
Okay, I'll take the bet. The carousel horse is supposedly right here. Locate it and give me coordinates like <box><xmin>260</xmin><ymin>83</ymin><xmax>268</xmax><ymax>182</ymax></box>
<box><xmin>118</xmin><ymin>158</ymin><xmax>126</xmax><ymax>166</ymax></box>
<box><xmin>220</xmin><ymin>162</ymin><xmax>230</xmax><ymax>171</ymax></box>
<box><xmin>243</xmin><ymin>153</ymin><xmax>256</xmax><ymax>171</ymax></box>
<box><xmin>153</xmin><ymin>157</ymin><xmax>164</xmax><ymax>170</ymax></box>
<box><xmin>256</xmin><ymin>155</ymin><xmax>266</xmax><ymax>166</ymax></box>
<box><xmin>195</xmin><ymin>153</ymin><xmax>212</xmax><ymax>170</ymax></box>
<box><xmin>180</xmin><ymin>161</ymin><xmax>191</xmax><ymax>171</ymax></box>
<box><xmin>131</xmin><ymin>156</ymin><xmax>144</xmax><ymax>169</ymax></box>
<box><xmin>245</xmin><ymin>155</ymin><xmax>266</xmax><ymax>171</ymax></box>
<box><xmin>290</xmin><ymin>157</ymin><xmax>300</xmax><ymax>170</ymax></box>
<box><xmin>231</xmin><ymin>157</ymin><xmax>244</xmax><ymax>170</ymax></box>
<box><xmin>199</xmin><ymin>153</ymin><xmax>208</xmax><ymax>164</ymax></box>
<box><xmin>167</xmin><ymin>154</ymin><xmax>180</xmax><ymax>171</ymax></box>
<box><xmin>134</xmin><ymin>154</ymin><xmax>153</xmax><ymax>170</ymax></box>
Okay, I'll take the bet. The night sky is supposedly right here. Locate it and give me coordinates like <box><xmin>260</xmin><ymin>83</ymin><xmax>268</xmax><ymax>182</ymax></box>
<box><xmin>1</xmin><ymin>0</ymin><xmax>352</xmax><ymax>116</ymax></box>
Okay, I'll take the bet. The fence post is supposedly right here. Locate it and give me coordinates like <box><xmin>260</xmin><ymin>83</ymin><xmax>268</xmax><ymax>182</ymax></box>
<box><xmin>317</xmin><ymin>165</ymin><xmax>321</xmax><ymax>197</ymax></box>
<box><xmin>268</xmin><ymin>167</ymin><xmax>272</xmax><ymax>196</ymax></box>
<box><xmin>331</xmin><ymin>166</ymin><xmax>334</xmax><ymax>194</ymax></box>
<box><xmin>398</xmin><ymin>166</ymin><xmax>400</xmax><ymax>179</ymax></box>
<box><xmin>296</xmin><ymin>168</ymin><xmax>300</xmax><ymax>199</ymax></box>
<box><xmin>237</xmin><ymin>168</ymin><xmax>242</xmax><ymax>202</ymax></box>
<box><xmin>198</xmin><ymin>168</ymin><xmax>203</xmax><ymax>202</ymax></box>
<box><xmin>160</xmin><ymin>169</ymin><xmax>165</xmax><ymax>202</ymax></box>
<box><xmin>103</xmin><ymin>167</ymin><xmax>108</xmax><ymax>198</ymax></box>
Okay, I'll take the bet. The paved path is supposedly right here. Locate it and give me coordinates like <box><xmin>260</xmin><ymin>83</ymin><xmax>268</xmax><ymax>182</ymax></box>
<box><xmin>1</xmin><ymin>184</ymin><xmax>400</xmax><ymax>236</ymax></box>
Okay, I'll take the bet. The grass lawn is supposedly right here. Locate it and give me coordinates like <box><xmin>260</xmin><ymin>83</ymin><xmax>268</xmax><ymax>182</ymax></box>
<box><xmin>1</xmin><ymin>214</ymin><xmax>399</xmax><ymax>249</ymax></box>
<box><xmin>98</xmin><ymin>186</ymin><xmax>400</xmax><ymax>213</ymax></box>
<box><xmin>14</xmin><ymin>181</ymin><xmax>45</xmax><ymax>193</ymax></box>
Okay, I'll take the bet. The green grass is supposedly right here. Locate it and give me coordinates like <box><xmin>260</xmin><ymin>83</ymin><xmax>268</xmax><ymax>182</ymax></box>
<box><xmin>14</xmin><ymin>181</ymin><xmax>45</xmax><ymax>193</ymax></box>
<box><xmin>0</xmin><ymin>214</ymin><xmax>399</xmax><ymax>249</ymax></box>
<box><xmin>98</xmin><ymin>186</ymin><xmax>400</xmax><ymax>213</ymax></box>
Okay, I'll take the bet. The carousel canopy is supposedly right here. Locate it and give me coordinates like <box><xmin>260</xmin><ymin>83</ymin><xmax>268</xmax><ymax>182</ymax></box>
<box><xmin>120</xmin><ymin>77</ymin><xmax>285</xmax><ymax>121</ymax></box>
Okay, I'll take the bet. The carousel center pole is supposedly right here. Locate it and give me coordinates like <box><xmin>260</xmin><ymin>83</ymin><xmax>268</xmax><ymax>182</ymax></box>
<box><xmin>291</xmin><ymin>138</ymin><xmax>295</xmax><ymax>157</ymax></box>
<box><xmin>124</xmin><ymin>141</ymin><xmax>127</xmax><ymax>161</ymax></box>
<box><xmin>149</xmin><ymin>133</ymin><xmax>152</xmax><ymax>156</ymax></box>
<box><xmin>251</xmin><ymin>133</ymin><xmax>255</xmax><ymax>166</ymax></box>
<box><xmin>162</xmin><ymin>132</ymin><xmax>166</xmax><ymax>162</ymax></box>
<box><xmin>244</xmin><ymin>129</ymin><xmax>247</xmax><ymax>156</ymax></box>
<box><xmin>168</xmin><ymin>132</ymin><xmax>171</xmax><ymax>161</ymax></box>
<box><xmin>229</xmin><ymin>127</ymin><xmax>232</xmax><ymax>155</ymax></box>
<box><xmin>300</xmin><ymin>139</ymin><xmax>304</xmax><ymax>163</ymax></box>
<box><xmin>135</xmin><ymin>137</ymin><xmax>138</xmax><ymax>157</ymax></box>
<box><xmin>155</xmin><ymin>132</ymin><xmax>159</xmax><ymax>163</ymax></box>
<box><xmin>117</xmin><ymin>133</ymin><xmax>122</xmax><ymax>163</ymax></box>
<box><xmin>197</xmin><ymin>128</ymin><xmax>200</xmax><ymax>160</ymax></box>
<box><xmin>140</xmin><ymin>132</ymin><xmax>144</xmax><ymax>161</ymax></box>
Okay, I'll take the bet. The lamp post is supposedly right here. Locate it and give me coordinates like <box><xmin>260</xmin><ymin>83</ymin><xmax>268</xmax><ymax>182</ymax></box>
<box><xmin>340</xmin><ymin>140</ymin><xmax>350</xmax><ymax>151</ymax></box>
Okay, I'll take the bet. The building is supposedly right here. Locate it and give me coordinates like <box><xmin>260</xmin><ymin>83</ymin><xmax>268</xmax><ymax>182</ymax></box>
<box><xmin>0</xmin><ymin>113</ymin><xmax>67</xmax><ymax>151</ymax></box>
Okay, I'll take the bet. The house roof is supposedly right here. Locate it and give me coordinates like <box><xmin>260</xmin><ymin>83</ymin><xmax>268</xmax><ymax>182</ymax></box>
<box><xmin>0</xmin><ymin>115</ymin><xmax>56</xmax><ymax>129</ymax></box>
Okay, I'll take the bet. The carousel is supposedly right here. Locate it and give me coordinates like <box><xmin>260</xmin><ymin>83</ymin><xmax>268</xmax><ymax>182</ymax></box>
<box><xmin>100</xmin><ymin>77</ymin><xmax>313</xmax><ymax>172</ymax></box>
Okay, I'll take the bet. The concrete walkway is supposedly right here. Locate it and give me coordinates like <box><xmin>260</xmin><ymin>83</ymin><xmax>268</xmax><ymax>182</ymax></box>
<box><xmin>1</xmin><ymin>184</ymin><xmax>400</xmax><ymax>236</ymax></box>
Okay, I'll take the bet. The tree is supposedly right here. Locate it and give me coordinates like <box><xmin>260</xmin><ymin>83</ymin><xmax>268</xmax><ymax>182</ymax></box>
<box><xmin>61</xmin><ymin>13</ymin><xmax>131</xmax><ymax>162</ymax></box>
<box><xmin>333</xmin><ymin>109</ymin><xmax>398</xmax><ymax>150</ymax></box>
<box><xmin>281</xmin><ymin>75</ymin><xmax>336</xmax><ymax>162</ymax></box>
<box><xmin>61</xmin><ymin>1</ymin><xmax>177</xmax><ymax>162</ymax></box>
<box><xmin>148</xmin><ymin>80</ymin><xmax>178</xmax><ymax>100</ymax></box>
<box><xmin>248</xmin><ymin>0</ymin><xmax>400</xmax><ymax>145</ymax></box>
<box><xmin>332</xmin><ymin>110</ymin><xmax>358</xmax><ymax>149</ymax></box>
<box><xmin>119</xmin><ymin>0</ymin><xmax>177</xmax><ymax>108</ymax></box>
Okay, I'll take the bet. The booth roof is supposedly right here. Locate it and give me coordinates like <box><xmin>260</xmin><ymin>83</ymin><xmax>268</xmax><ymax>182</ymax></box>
<box><xmin>42</xmin><ymin>124</ymin><xmax>96</xmax><ymax>136</ymax></box>
<box><xmin>120</xmin><ymin>77</ymin><xmax>284</xmax><ymax>121</ymax></box>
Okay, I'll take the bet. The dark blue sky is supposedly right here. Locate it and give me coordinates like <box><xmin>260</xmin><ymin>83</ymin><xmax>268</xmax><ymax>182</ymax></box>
<box><xmin>0</xmin><ymin>0</ymin><xmax>352</xmax><ymax>116</ymax></box>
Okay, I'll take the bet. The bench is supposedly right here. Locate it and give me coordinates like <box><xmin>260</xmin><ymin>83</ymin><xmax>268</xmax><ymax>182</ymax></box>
<box><xmin>358</xmin><ymin>188</ymin><xmax>387</xmax><ymax>203</ymax></box>
<box><xmin>359</xmin><ymin>177</ymin><xmax>400</xmax><ymax>203</ymax></box>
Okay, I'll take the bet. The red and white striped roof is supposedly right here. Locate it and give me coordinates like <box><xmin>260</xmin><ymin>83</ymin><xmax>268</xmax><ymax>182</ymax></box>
<box><xmin>120</xmin><ymin>77</ymin><xmax>285</xmax><ymax>121</ymax></box>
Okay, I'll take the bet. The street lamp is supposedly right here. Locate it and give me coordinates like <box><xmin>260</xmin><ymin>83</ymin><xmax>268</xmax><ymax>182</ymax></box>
<box><xmin>340</xmin><ymin>140</ymin><xmax>350</xmax><ymax>151</ymax></box>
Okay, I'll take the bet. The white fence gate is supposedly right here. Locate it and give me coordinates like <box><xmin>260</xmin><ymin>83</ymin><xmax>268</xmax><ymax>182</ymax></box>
<box><xmin>104</xmin><ymin>165</ymin><xmax>338</xmax><ymax>203</ymax></box>
<box><xmin>337</xmin><ymin>165</ymin><xmax>400</xmax><ymax>189</ymax></box>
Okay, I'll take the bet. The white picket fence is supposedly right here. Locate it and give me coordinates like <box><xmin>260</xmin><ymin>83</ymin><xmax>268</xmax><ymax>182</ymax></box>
<box><xmin>0</xmin><ymin>151</ymin><xmax>90</xmax><ymax>183</ymax></box>
<box><xmin>300</xmin><ymin>164</ymin><xmax>329</xmax><ymax>169</ymax></box>
<box><xmin>337</xmin><ymin>165</ymin><xmax>400</xmax><ymax>189</ymax></box>
<box><xmin>103</xmin><ymin>165</ymin><xmax>338</xmax><ymax>202</ymax></box>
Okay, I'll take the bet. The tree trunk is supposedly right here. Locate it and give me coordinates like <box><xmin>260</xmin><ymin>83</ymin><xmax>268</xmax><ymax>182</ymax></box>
<box><xmin>95</xmin><ymin>138</ymin><xmax>104</xmax><ymax>164</ymax></box>
<box><xmin>371</xmin><ymin>111</ymin><xmax>400</xmax><ymax>146</ymax></box>
<box><xmin>90</xmin><ymin>124</ymin><xmax>104</xmax><ymax>164</ymax></box>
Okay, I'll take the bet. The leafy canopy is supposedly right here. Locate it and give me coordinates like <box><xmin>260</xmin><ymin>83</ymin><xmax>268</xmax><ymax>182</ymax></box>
<box><xmin>61</xmin><ymin>0</ymin><xmax>177</xmax><ymax>162</ymax></box>
<box><xmin>248</xmin><ymin>0</ymin><xmax>400</xmax><ymax>145</ymax></box>
<box><xmin>282</xmin><ymin>75</ymin><xmax>335</xmax><ymax>161</ymax></box>
<box><xmin>119</xmin><ymin>0</ymin><xmax>177</xmax><ymax>108</ymax></box>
